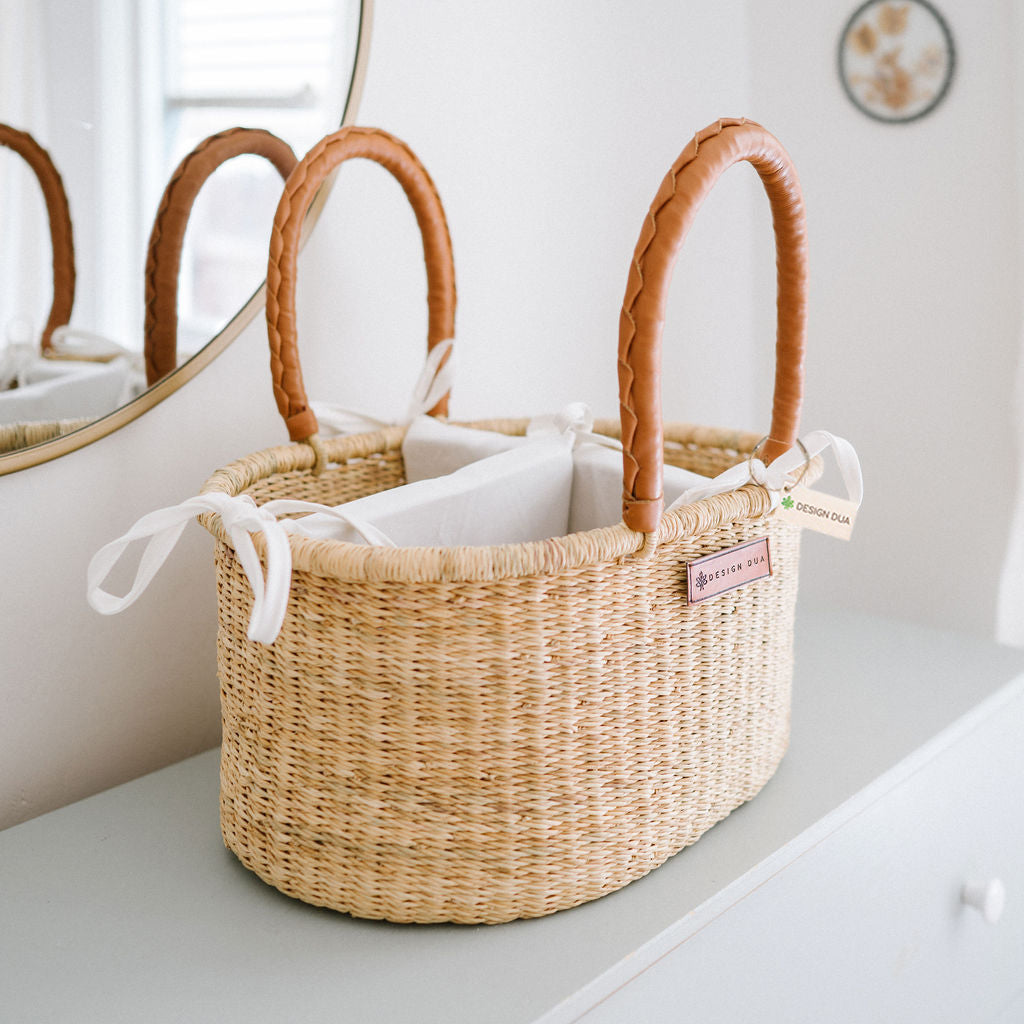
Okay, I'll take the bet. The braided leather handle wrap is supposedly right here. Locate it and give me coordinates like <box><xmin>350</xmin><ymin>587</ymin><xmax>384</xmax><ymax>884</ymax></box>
<box><xmin>144</xmin><ymin>127</ymin><xmax>297</xmax><ymax>385</ymax></box>
<box><xmin>0</xmin><ymin>124</ymin><xmax>75</xmax><ymax>354</ymax></box>
<box><xmin>267</xmin><ymin>126</ymin><xmax>456</xmax><ymax>441</ymax></box>
<box><xmin>618</xmin><ymin>118</ymin><xmax>807</xmax><ymax>534</ymax></box>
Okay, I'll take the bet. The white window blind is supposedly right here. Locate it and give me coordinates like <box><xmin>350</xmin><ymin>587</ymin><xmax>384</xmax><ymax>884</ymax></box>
<box><xmin>156</xmin><ymin>0</ymin><xmax>349</xmax><ymax>355</ymax></box>
<box><xmin>166</xmin><ymin>0</ymin><xmax>340</xmax><ymax>109</ymax></box>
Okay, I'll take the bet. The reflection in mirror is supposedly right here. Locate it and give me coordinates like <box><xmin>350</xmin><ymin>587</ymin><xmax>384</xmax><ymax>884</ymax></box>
<box><xmin>0</xmin><ymin>122</ymin><xmax>102</xmax><ymax>455</ymax></box>
<box><xmin>0</xmin><ymin>124</ymin><xmax>74</xmax><ymax>353</ymax></box>
<box><xmin>143</xmin><ymin>127</ymin><xmax>297</xmax><ymax>386</ymax></box>
<box><xmin>0</xmin><ymin>0</ymin><xmax>369</xmax><ymax>466</ymax></box>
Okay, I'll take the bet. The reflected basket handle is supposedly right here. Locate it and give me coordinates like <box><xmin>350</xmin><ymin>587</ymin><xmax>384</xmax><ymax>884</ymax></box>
<box><xmin>0</xmin><ymin>123</ymin><xmax>75</xmax><ymax>354</ymax></box>
<box><xmin>267</xmin><ymin>126</ymin><xmax>457</xmax><ymax>444</ymax></box>
<box><xmin>618</xmin><ymin>118</ymin><xmax>808</xmax><ymax>534</ymax></box>
<box><xmin>144</xmin><ymin>127</ymin><xmax>298</xmax><ymax>386</ymax></box>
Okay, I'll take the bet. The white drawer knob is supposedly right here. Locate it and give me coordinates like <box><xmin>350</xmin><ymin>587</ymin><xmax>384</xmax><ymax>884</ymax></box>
<box><xmin>961</xmin><ymin>879</ymin><xmax>1006</xmax><ymax>924</ymax></box>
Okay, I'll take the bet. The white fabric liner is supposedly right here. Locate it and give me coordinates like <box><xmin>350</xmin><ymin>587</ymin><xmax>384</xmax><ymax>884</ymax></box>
<box><xmin>87</xmin><ymin>412</ymin><xmax>861</xmax><ymax>645</ymax></box>
<box><xmin>85</xmin><ymin>404</ymin><xmax>713</xmax><ymax>643</ymax></box>
<box><xmin>0</xmin><ymin>355</ymin><xmax>142</xmax><ymax>425</ymax></box>
<box><xmin>86</xmin><ymin>334</ymin><xmax>863</xmax><ymax>645</ymax></box>
<box><xmin>394</xmin><ymin>410</ymin><xmax>709</xmax><ymax>537</ymax></box>
<box><xmin>0</xmin><ymin>326</ymin><xmax>147</xmax><ymax>425</ymax></box>
<box><xmin>292</xmin><ymin>431</ymin><xmax>575</xmax><ymax>548</ymax></box>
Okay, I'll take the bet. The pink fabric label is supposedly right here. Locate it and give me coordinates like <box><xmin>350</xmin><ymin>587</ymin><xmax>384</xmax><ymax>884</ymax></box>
<box><xmin>686</xmin><ymin>537</ymin><xmax>772</xmax><ymax>604</ymax></box>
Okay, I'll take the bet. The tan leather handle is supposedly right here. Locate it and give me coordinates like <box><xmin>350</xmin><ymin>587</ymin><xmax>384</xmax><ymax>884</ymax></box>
<box><xmin>618</xmin><ymin>118</ymin><xmax>807</xmax><ymax>534</ymax></box>
<box><xmin>267</xmin><ymin>126</ymin><xmax>456</xmax><ymax>442</ymax></box>
<box><xmin>0</xmin><ymin>124</ymin><xmax>75</xmax><ymax>354</ymax></box>
<box><xmin>144</xmin><ymin>127</ymin><xmax>297</xmax><ymax>385</ymax></box>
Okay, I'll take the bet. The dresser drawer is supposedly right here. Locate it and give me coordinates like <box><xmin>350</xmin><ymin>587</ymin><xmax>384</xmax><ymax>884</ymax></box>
<box><xmin>579</xmin><ymin>684</ymin><xmax>1024</xmax><ymax>1023</ymax></box>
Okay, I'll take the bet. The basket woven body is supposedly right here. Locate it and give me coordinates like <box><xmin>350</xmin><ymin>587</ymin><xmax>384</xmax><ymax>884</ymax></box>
<box><xmin>201</xmin><ymin>119</ymin><xmax>814</xmax><ymax>923</ymax></box>
<box><xmin>205</xmin><ymin>421</ymin><xmax>813</xmax><ymax>923</ymax></box>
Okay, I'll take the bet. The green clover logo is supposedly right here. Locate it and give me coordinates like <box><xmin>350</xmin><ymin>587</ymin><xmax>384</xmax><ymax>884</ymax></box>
<box><xmin>781</xmin><ymin>495</ymin><xmax>795</xmax><ymax>510</ymax></box>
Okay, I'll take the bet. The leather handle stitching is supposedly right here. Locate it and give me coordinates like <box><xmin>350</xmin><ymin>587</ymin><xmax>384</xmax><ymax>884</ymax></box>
<box><xmin>618</xmin><ymin>118</ymin><xmax>807</xmax><ymax>533</ymax></box>
<box><xmin>144</xmin><ymin>127</ymin><xmax>297</xmax><ymax>385</ymax></box>
<box><xmin>266</xmin><ymin>126</ymin><xmax>456</xmax><ymax>440</ymax></box>
<box><xmin>0</xmin><ymin>124</ymin><xmax>75</xmax><ymax>354</ymax></box>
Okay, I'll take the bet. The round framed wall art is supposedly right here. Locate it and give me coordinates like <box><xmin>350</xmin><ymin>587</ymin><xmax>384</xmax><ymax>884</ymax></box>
<box><xmin>838</xmin><ymin>0</ymin><xmax>955</xmax><ymax>123</ymax></box>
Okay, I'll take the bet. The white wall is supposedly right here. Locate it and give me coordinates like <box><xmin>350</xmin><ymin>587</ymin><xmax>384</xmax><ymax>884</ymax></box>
<box><xmin>302</xmin><ymin>0</ymin><xmax>1023</xmax><ymax>642</ymax></box>
<box><xmin>1</xmin><ymin>0</ymin><xmax>769</xmax><ymax>829</ymax></box>
<box><xmin>0</xmin><ymin>0</ymin><xmax>765</xmax><ymax>831</ymax></box>
<box><xmin>0</xmin><ymin>294</ymin><xmax>288</xmax><ymax>829</ymax></box>
<box><xmin>3</xmin><ymin>0</ymin><xmax>1023</xmax><ymax>829</ymax></box>
<box><xmin>298</xmin><ymin>0</ymin><xmax>761</xmax><ymax>435</ymax></box>
<box><xmin>745</xmin><ymin>0</ymin><xmax>1020</xmax><ymax>637</ymax></box>
<box><xmin>997</xmin><ymin>1</ymin><xmax>1024</xmax><ymax>646</ymax></box>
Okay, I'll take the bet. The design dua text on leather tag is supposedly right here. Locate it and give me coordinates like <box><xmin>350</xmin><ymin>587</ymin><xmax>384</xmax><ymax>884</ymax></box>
<box><xmin>686</xmin><ymin>537</ymin><xmax>772</xmax><ymax>605</ymax></box>
<box><xmin>777</xmin><ymin>485</ymin><xmax>858</xmax><ymax>541</ymax></box>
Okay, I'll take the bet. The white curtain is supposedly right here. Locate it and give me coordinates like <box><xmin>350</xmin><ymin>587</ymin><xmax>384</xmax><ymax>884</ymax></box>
<box><xmin>0</xmin><ymin>0</ymin><xmax>51</xmax><ymax>351</ymax></box>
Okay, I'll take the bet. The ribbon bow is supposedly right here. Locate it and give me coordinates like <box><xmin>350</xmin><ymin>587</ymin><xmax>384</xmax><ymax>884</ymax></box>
<box><xmin>669</xmin><ymin>429</ymin><xmax>863</xmax><ymax>512</ymax></box>
<box><xmin>312</xmin><ymin>339</ymin><xmax>455</xmax><ymax>436</ymax></box>
<box><xmin>526</xmin><ymin>401</ymin><xmax>621</xmax><ymax>450</ymax></box>
<box><xmin>86</xmin><ymin>493</ymin><xmax>393</xmax><ymax>645</ymax></box>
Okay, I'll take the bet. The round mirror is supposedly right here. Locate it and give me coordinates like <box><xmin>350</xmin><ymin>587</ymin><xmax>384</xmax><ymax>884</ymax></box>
<box><xmin>0</xmin><ymin>0</ymin><xmax>371</xmax><ymax>473</ymax></box>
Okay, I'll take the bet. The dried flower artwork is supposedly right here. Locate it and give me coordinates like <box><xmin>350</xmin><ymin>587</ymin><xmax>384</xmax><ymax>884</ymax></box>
<box><xmin>839</xmin><ymin>0</ymin><xmax>954</xmax><ymax>123</ymax></box>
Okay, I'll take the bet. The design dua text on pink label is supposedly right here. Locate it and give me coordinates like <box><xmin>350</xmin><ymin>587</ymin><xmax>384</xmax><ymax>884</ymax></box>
<box><xmin>686</xmin><ymin>537</ymin><xmax>772</xmax><ymax>604</ymax></box>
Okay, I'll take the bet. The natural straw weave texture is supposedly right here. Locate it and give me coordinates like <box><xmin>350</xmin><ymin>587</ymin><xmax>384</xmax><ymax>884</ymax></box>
<box><xmin>199</xmin><ymin>119</ymin><xmax>818</xmax><ymax>924</ymax></box>
<box><xmin>201</xmin><ymin>419</ymin><xmax>819</xmax><ymax>924</ymax></box>
<box><xmin>0</xmin><ymin>417</ymin><xmax>91</xmax><ymax>454</ymax></box>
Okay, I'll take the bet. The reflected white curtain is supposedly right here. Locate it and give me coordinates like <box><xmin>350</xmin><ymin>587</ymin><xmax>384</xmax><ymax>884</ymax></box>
<box><xmin>0</xmin><ymin>0</ymin><xmax>51</xmax><ymax>350</ymax></box>
<box><xmin>997</xmin><ymin>2</ymin><xmax>1024</xmax><ymax>645</ymax></box>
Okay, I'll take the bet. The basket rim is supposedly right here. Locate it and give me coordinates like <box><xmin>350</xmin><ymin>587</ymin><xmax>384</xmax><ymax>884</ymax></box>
<box><xmin>198</xmin><ymin>418</ymin><xmax>818</xmax><ymax>584</ymax></box>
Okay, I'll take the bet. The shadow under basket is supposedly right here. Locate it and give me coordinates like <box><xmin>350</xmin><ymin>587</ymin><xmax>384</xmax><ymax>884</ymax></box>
<box><xmin>200</xmin><ymin>419</ymin><xmax>818</xmax><ymax>925</ymax></box>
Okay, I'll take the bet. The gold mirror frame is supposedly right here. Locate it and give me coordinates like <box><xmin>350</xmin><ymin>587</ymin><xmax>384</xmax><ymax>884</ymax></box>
<box><xmin>0</xmin><ymin>0</ymin><xmax>373</xmax><ymax>477</ymax></box>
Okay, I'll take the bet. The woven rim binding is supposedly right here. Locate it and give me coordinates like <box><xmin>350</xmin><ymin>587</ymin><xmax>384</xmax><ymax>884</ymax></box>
<box><xmin>200</xmin><ymin>419</ymin><xmax>820</xmax><ymax>585</ymax></box>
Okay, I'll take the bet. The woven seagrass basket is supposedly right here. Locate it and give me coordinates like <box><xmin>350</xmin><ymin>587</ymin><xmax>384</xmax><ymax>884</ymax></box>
<box><xmin>200</xmin><ymin>119</ymin><xmax>818</xmax><ymax>924</ymax></box>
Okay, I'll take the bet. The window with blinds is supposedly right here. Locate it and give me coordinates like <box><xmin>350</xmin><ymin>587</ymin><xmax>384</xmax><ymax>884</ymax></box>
<box><xmin>157</xmin><ymin>0</ymin><xmax>350</xmax><ymax>354</ymax></box>
<box><xmin>165</xmin><ymin>0</ymin><xmax>340</xmax><ymax>115</ymax></box>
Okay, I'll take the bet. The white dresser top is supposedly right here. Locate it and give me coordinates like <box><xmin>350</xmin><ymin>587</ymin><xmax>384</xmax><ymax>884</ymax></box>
<box><xmin>3</xmin><ymin>608</ymin><xmax>1022</xmax><ymax>1023</ymax></box>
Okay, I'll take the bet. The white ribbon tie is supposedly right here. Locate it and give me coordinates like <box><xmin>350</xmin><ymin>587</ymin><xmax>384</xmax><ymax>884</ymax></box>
<box><xmin>527</xmin><ymin>401</ymin><xmax>622</xmax><ymax>451</ymax></box>
<box><xmin>312</xmin><ymin>339</ymin><xmax>455</xmax><ymax>436</ymax></box>
<box><xmin>669</xmin><ymin>429</ymin><xmax>863</xmax><ymax>511</ymax></box>
<box><xmin>85</xmin><ymin>493</ymin><xmax>386</xmax><ymax>645</ymax></box>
